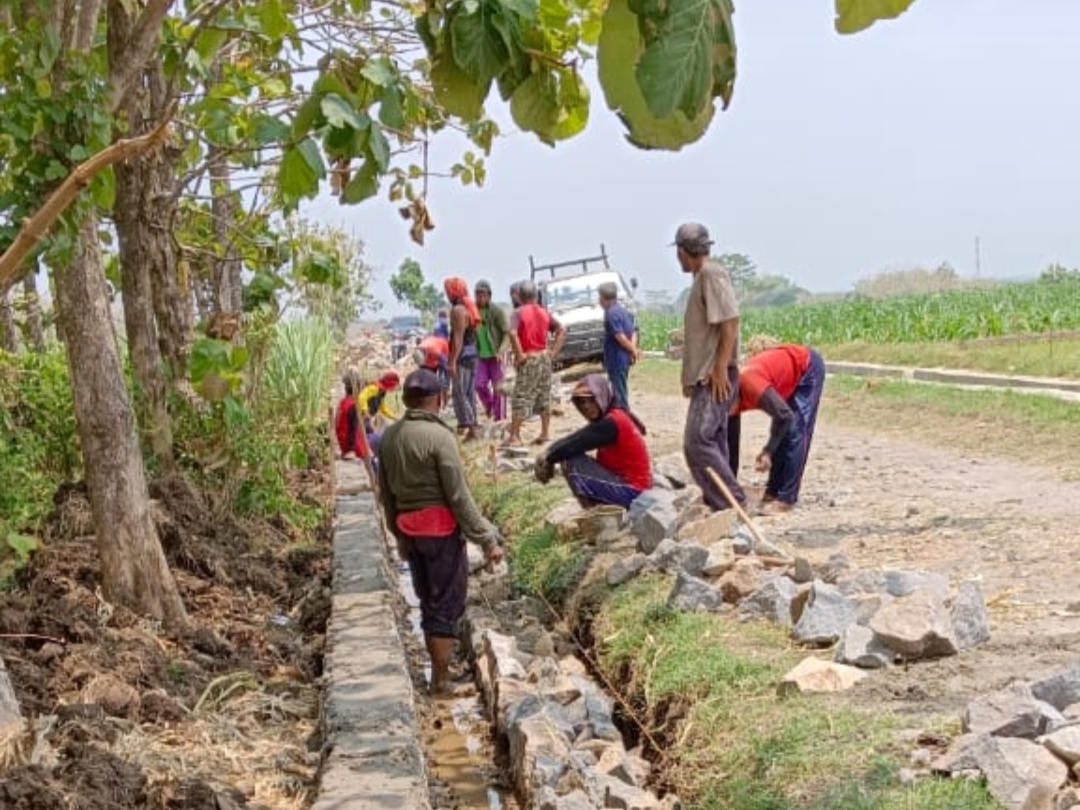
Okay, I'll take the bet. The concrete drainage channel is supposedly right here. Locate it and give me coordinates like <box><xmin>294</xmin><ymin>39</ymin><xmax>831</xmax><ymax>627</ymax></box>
<box><xmin>315</xmin><ymin>460</ymin><xmax>671</xmax><ymax>810</ymax></box>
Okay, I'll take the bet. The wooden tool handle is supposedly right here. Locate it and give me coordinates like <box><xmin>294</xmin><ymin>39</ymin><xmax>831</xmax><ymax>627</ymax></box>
<box><xmin>704</xmin><ymin>466</ymin><xmax>793</xmax><ymax>561</ymax></box>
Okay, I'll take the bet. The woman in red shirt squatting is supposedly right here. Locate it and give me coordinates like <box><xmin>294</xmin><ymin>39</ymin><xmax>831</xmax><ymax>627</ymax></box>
<box><xmin>533</xmin><ymin>374</ymin><xmax>652</xmax><ymax>509</ymax></box>
<box><xmin>729</xmin><ymin>341</ymin><xmax>826</xmax><ymax>514</ymax></box>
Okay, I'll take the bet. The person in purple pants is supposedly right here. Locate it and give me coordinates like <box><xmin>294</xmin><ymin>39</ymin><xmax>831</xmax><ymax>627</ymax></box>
<box><xmin>473</xmin><ymin>280</ymin><xmax>509</xmax><ymax>422</ymax></box>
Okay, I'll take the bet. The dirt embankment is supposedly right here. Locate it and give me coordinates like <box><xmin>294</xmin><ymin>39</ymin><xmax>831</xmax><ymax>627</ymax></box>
<box><xmin>0</xmin><ymin>474</ymin><xmax>331</xmax><ymax>810</ymax></box>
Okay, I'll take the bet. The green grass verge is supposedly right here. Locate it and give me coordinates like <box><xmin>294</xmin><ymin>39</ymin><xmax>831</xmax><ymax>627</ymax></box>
<box><xmin>595</xmin><ymin>578</ymin><xmax>998</xmax><ymax>810</ymax></box>
<box><xmin>822</xmin><ymin>336</ymin><xmax>1080</xmax><ymax>380</ymax></box>
<box><xmin>469</xmin><ymin>466</ymin><xmax>1000</xmax><ymax>810</ymax></box>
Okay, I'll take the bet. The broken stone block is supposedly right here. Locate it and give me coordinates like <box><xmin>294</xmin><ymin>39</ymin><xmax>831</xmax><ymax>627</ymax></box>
<box><xmin>963</xmin><ymin>682</ymin><xmax>1064</xmax><ymax>739</ymax></box>
<box><xmin>666</xmin><ymin>571</ymin><xmax>724</xmax><ymax>614</ymax></box>
<box><xmin>601</xmin><ymin>775</ymin><xmax>662</xmax><ymax>809</ymax></box>
<box><xmin>607</xmin><ymin>554</ymin><xmax>649</xmax><ymax>587</ymax></box>
<box><xmin>649</xmin><ymin>539</ymin><xmax>708</xmax><ymax>577</ymax></box>
<box><xmin>950</xmin><ymin>580</ymin><xmax>991</xmax><ymax>649</ymax></box>
<box><xmin>546</xmin><ymin>498</ymin><xmax>584</xmax><ymax>532</ymax></box>
<box><xmin>777</xmin><ymin>657</ymin><xmax>868</xmax><ymax>695</ymax></box>
<box><xmin>570</xmin><ymin>675</ymin><xmax>621</xmax><ymax>743</ymax></box>
<box><xmin>791</xmin><ymin>581</ymin><xmax>857</xmax><ymax>646</ymax></box>
<box><xmin>791</xmin><ymin>556</ymin><xmax>814</xmax><ymax>584</ymax></box>
<box><xmin>869</xmin><ymin>591</ymin><xmax>959</xmax><ymax>659</ymax></box>
<box><xmin>595</xmin><ymin>745</ymin><xmax>637</xmax><ymax>786</ymax></box>
<box><xmin>718</xmin><ymin>558</ymin><xmax>764</xmax><ymax>604</ymax></box>
<box><xmin>836</xmin><ymin>568</ymin><xmax>948</xmax><ymax>601</ymax></box>
<box><xmin>833</xmin><ymin>623</ymin><xmax>893</xmax><ymax>669</ymax></box>
<box><xmin>933</xmin><ymin>734</ymin><xmax>1068</xmax><ymax>810</ymax></box>
<box><xmin>653</xmin><ymin>454</ymin><xmax>691</xmax><ymax>490</ymax></box>
<box><xmin>1041</xmin><ymin>725</ymin><xmax>1080</xmax><ymax>766</ymax></box>
<box><xmin>506</xmin><ymin>697</ymin><xmax>576</xmax><ymax>801</ymax></box>
<box><xmin>1032</xmin><ymin>660</ymin><xmax>1080</xmax><ymax>712</ymax></box>
<box><xmin>627</xmin><ymin>489</ymin><xmax>681</xmax><ymax>554</ymax></box>
<box><xmin>739</xmin><ymin>576</ymin><xmax>798</xmax><ymax>627</ymax></box>
<box><xmin>701</xmin><ymin>539</ymin><xmax>737</xmax><ymax>577</ymax></box>
<box><xmin>467</xmin><ymin>541</ymin><xmax>486</xmax><ymax>573</ymax></box>
<box><xmin>677</xmin><ymin>510</ymin><xmax>736</xmax><ymax>546</ymax></box>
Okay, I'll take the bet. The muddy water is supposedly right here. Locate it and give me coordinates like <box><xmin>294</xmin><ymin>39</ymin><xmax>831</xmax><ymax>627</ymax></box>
<box><xmin>392</xmin><ymin>556</ymin><xmax>517</xmax><ymax>810</ymax></box>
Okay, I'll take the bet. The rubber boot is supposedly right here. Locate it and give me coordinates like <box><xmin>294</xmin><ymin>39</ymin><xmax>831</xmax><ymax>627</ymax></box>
<box><xmin>427</xmin><ymin>635</ymin><xmax>456</xmax><ymax>696</ymax></box>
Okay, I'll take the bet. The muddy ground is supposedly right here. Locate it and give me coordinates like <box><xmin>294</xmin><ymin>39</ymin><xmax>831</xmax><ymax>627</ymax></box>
<box><xmin>0</xmin><ymin>473</ymin><xmax>332</xmax><ymax>810</ymax></box>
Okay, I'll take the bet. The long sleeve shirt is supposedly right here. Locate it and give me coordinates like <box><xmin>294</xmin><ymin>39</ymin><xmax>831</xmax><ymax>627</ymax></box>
<box><xmin>377</xmin><ymin>409</ymin><xmax>498</xmax><ymax>549</ymax></box>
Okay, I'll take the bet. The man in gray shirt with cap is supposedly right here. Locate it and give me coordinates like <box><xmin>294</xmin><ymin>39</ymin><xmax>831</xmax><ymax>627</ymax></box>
<box><xmin>673</xmin><ymin>222</ymin><xmax>746</xmax><ymax>511</ymax></box>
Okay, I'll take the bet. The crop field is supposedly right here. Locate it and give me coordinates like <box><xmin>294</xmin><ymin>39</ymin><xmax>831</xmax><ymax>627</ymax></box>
<box><xmin>637</xmin><ymin>278</ymin><xmax>1080</xmax><ymax>350</ymax></box>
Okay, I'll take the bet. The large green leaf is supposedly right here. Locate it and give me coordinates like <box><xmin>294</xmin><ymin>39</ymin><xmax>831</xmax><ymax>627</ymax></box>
<box><xmin>431</xmin><ymin>50</ymin><xmax>489</xmax><ymax>120</ymax></box>
<box><xmin>450</xmin><ymin>2</ymin><xmax>510</xmax><ymax>85</ymax></box>
<box><xmin>342</xmin><ymin>161</ymin><xmax>380</xmax><ymax>204</ymax></box>
<box><xmin>251</xmin><ymin>113</ymin><xmax>290</xmax><ymax>146</ymax></box>
<box><xmin>551</xmin><ymin>70</ymin><xmax>589</xmax><ymax>141</ymax></box>
<box><xmin>279</xmin><ymin>138</ymin><xmax>325</xmax><ymax>207</ymax></box>
<box><xmin>321</xmin><ymin>93</ymin><xmax>370</xmax><ymax>131</ymax></box>
<box><xmin>597</xmin><ymin>0</ymin><xmax>714</xmax><ymax>151</ymax></box>
<box><xmin>835</xmin><ymin>0</ymin><xmax>920</xmax><ymax>34</ymax></box>
<box><xmin>510</xmin><ymin>73</ymin><xmax>559</xmax><ymax>140</ymax></box>
<box><xmin>632</xmin><ymin>0</ymin><xmax>735</xmax><ymax>120</ymax></box>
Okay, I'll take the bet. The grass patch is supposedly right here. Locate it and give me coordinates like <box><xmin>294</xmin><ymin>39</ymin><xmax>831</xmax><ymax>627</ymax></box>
<box><xmin>823</xmin><ymin>336</ymin><xmax>1080</xmax><ymax>380</ymax></box>
<box><xmin>470</xmin><ymin>471</ymin><xmax>588</xmax><ymax>605</ymax></box>
<box><xmin>593</xmin><ymin>577</ymin><xmax>1000</xmax><ymax>810</ymax></box>
<box><xmin>631</xmin><ymin>358</ymin><xmax>682</xmax><ymax>396</ymax></box>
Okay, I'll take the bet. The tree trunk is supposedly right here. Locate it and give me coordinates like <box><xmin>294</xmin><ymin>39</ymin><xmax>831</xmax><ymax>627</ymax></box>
<box><xmin>109</xmin><ymin>3</ymin><xmax>175</xmax><ymax>465</ymax></box>
<box><xmin>0</xmin><ymin>290</ymin><xmax>17</xmax><ymax>353</ymax></box>
<box><xmin>22</xmin><ymin>274</ymin><xmax>46</xmax><ymax>352</ymax></box>
<box><xmin>54</xmin><ymin>215</ymin><xmax>187</xmax><ymax>628</ymax></box>
<box><xmin>208</xmin><ymin>137</ymin><xmax>243</xmax><ymax>318</ymax></box>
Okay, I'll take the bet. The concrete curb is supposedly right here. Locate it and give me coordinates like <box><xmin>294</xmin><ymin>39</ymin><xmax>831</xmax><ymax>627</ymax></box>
<box><xmin>312</xmin><ymin>462</ymin><xmax>431</xmax><ymax>810</ymax></box>
<box><xmin>826</xmin><ymin>361</ymin><xmax>1080</xmax><ymax>402</ymax></box>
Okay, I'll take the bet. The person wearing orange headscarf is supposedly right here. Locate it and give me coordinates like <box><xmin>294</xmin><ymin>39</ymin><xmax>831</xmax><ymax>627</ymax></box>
<box><xmin>443</xmin><ymin>276</ymin><xmax>482</xmax><ymax>441</ymax></box>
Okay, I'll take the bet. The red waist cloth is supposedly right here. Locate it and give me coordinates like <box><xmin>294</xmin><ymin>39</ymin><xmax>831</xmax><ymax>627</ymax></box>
<box><xmin>396</xmin><ymin>506</ymin><xmax>457</xmax><ymax>536</ymax></box>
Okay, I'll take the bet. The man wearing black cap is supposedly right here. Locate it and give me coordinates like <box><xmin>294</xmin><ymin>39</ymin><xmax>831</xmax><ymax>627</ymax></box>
<box><xmin>377</xmin><ymin>368</ymin><xmax>504</xmax><ymax>695</ymax></box>
<box><xmin>674</xmin><ymin>222</ymin><xmax>746</xmax><ymax>511</ymax></box>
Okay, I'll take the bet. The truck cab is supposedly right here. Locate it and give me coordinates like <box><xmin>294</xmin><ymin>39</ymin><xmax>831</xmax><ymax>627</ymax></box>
<box><xmin>529</xmin><ymin>245</ymin><xmax>638</xmax><ymax>369</ymax></box>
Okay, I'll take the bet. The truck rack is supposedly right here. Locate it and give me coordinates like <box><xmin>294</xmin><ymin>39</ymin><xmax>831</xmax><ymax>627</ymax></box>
<box><xmin>528</xmin><ymin>244</ymin><xmax>610</xmax><ymax>280</ymax></box>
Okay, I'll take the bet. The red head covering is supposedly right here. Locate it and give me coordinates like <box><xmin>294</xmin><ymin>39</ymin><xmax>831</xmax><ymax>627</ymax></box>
<box><xmin>378</xmin><ymin>371</ymin><xmax>400</xmax><ymax>391</ymax></box>
<box><xmin>443</xmin><ymin>276</ymin><xmax>481</xmax><ymax>327</ymax></box>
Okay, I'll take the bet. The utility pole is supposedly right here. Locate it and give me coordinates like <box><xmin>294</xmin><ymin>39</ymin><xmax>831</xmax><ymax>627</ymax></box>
<box><xmin>974</xmin><ymin>236</ymin><xmax>982</xmax><ymax>278</ymax></box>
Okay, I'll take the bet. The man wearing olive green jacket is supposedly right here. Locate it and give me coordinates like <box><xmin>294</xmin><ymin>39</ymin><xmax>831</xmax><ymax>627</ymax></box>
<box><xmin>377</xmin><ymin>369</ymin><xmax>504</xmax><ymax>696</ymax></box>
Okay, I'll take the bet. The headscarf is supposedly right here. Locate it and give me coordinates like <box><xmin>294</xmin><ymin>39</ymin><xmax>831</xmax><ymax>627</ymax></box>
<box><xmin>572</xmin><ymin>373</ymin><xmax>647</xmax><ymax>434</ymax></box>
<box><xmin>443</xmin><ymin>277</ymin><xmax>481</xmax><ymax>326</ymax></box>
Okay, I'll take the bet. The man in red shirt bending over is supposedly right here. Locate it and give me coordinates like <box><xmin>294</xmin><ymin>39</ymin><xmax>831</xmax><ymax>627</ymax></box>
<box><xmin>728</xmin><ymin>340</ymin><xmax>825</xmax><ymax>514</ymax></box>
<box><xmin>533</xmin><ymin>374</ymin><xmax>652</xmax><ymax>509</ymax></box>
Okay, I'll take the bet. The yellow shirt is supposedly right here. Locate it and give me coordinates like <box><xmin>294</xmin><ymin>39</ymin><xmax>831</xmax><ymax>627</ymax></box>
<box><xmin>357</xmin><ymin>383</ymin><xmax>398</xmax><ymax>421</ymax></box>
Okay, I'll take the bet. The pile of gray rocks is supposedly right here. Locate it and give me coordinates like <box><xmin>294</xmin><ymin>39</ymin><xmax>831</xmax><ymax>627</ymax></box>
<box><xmin>928</xmin><ymin>661</ymin><xmax>1080</xmax><ymax>810</ymax></box>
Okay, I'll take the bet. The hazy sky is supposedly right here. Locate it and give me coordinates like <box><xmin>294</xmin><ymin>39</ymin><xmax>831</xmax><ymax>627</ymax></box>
<box><xmin>307</xmin><ymin>0</ymin><xmax>1080</xmax><ymax>314</ymax></box>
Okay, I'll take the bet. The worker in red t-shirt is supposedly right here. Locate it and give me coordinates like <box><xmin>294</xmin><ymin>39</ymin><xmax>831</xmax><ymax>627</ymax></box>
<box><xmin>534</xmin><ymin>374</ymin><xmax>652</xmax><ymax>509</ymax></box>
<box><xmin>504</xmin><ymin>280</ymin><xmax>565</xmax><ymax>447</ymax></box>
<box><xmin>729</xmin><ymin>341</ymin><xmax>825</xmax><ymax>514</ymax></box>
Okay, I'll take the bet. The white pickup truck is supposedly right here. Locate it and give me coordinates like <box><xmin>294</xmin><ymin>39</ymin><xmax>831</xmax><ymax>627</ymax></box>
<box><xmin>530</xmin><ymin>246</ymin><xmax>638</xmax><ymax>369</ymax></box>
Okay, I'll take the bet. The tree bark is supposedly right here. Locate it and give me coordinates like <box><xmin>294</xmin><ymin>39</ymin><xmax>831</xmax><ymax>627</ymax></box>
<box><xmin>21</xmin><ymin>274</ymin><xmax>46</xmax><ymax>352</ymax></box>
<box><xmin>109</xmin><ymin>1</ymin><xmax>176</xmax><ymax>465</ymax></box>
<box><xmin>208</xmin><ymin>143</ymin><xmax>244</xmax><ymax>319</ymax></box>
<box><xmin>0</xmin><ymin>291</ymin><xmax>17</xmax><ymax>353</ymax></box>
<box><xmin>54</xmin><ymin>215</ymin><xmax>187</xmax><ymax>628</ymax></box>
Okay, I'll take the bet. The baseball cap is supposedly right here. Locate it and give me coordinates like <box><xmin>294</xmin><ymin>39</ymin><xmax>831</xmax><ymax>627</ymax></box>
<box><xmin>402</xmin><ymin>368</ymin><xmax>442</xmax><ymax>396</ymax></box>
<box><xmin>671</xmin><ymin>222</ymin><xmax>714</xmax><ymax>254</ymax></box>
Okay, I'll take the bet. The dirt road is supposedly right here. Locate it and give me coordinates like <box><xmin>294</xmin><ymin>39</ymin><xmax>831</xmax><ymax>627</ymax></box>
<box><xmin>560</xmin><ymin>385</ymin><xmax>1080</xmax><ymax>718</ymax></box>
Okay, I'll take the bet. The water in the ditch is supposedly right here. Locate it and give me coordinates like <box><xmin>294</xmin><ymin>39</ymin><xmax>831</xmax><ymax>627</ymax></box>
<box><xmin>393</xmin><ymin>555</ymin><xmax>517</xmax><ymax>810</ymax></box>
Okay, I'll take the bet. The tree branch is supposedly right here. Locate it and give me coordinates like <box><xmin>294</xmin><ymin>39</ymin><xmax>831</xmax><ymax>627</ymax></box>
<box><xmin>108</xmin><ymin>0</ymin><xmax>177</xmax><ymax>114</ymax></box>
<box><xmin>0</xmin><ymin>102</ymin><xmax>178</xmax><ymax>297</ymax></box>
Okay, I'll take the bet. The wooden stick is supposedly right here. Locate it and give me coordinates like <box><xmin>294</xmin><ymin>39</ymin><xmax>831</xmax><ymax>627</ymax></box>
<box><xmin>704</xmin><ymin>466</ymin><xmax>795</xmax><ymax>560</ymax></box>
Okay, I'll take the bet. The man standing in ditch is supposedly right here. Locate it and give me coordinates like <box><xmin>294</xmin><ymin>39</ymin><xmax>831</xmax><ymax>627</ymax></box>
<box><xmin>378</xmin><ymin>369</ymin><xmax>504</xmax><ymax>696</ymax></box>
<box><xmin>674</xmin><ymin>222</ymin><xmax>746</xmax><ymax>511</ymax></box>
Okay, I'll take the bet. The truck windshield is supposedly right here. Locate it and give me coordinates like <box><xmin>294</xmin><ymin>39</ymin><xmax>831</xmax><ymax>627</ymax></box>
<box><xmin>544</xmin><ymin>278</ymin><xmax>604</xmax><ymax>310</ymax></box>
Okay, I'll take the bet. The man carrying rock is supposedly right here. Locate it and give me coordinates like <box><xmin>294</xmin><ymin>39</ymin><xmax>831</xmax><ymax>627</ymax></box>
<box><xmin>673</xmin><ymin>222</ymin><xmax>746</xmax><ymax>511</ymax></box>
<box><xmin>377</xmin><ymin>369</ymin><xmax>504</xmax><ymax>696</ymax></box>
